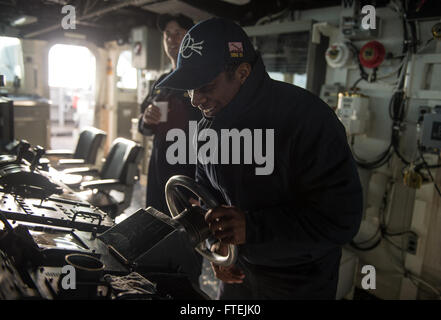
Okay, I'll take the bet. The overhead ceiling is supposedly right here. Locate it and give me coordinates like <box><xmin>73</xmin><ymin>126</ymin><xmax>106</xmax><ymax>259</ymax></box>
<box><xmin>0</xmin><ymin>0</ymin><xmax>393</xmax><ymax>47</ymax></box>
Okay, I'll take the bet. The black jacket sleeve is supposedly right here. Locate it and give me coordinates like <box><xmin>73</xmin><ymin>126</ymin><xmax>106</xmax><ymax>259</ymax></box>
<box><xmin>245</xmin><ymin>112</ymin><xmax>363</xmax><ymax>252</ymax></box>
<box><xmin>195</xmin><ymin>155</ymin><xmax>222</xmax><ymax>204</ymax></box>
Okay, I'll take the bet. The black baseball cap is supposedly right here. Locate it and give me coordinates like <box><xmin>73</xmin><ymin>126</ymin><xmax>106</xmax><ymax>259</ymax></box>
<box><xmin>157</xmin><ymin>14</ymin><xmax>194</xmax><ymax>32</ymax></box>
<box><xmin>156</xmin><ymin>17</ymin><xmax>256</xmax><ymax>90</ymax></box>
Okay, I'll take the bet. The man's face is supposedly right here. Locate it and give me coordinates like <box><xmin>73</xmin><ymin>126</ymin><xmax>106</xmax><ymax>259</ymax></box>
<box><xmin>187</xmin><ymin>71</ymin><xmax>242</xmax><ymax>118</ymax></box>
<box><xmin>163</xmin><ymin>20</ymin><xmax>187</xmax><ymax>62</ymax></box>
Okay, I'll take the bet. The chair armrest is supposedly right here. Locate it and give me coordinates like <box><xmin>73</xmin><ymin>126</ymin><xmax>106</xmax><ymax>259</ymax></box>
<box><xmin>45</xmin><ymin>149</ymin><xmax>74</xmax><ymax>157</ymax></box>
<box><xmin>62</xmin><ymin>167</ymin><xmax>99</xmax><ymax>175</ymax></box>
<box><xmin>80</xmin><ymin>179</ymin><xmax>122</xmax><ymax>191</ymax></box>
<box><xmin>58</xmin><ymin>158</ymin><xmax>86</xmax><ymax>166</ymax></box>
<box><xmin>39</xmin><ymin>157</ymin><xmax>50</xmax><ymax>165</ymax></box>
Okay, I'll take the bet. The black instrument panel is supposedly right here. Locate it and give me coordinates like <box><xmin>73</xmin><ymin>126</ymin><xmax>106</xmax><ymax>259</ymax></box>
<box><xmin>0</xmin><ymin>192</ymin><xmax>113</xmax><ymax>233</ymax></box>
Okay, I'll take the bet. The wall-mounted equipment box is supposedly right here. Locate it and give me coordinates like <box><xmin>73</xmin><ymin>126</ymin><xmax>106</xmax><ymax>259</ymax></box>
<box><xmin>131</xmin><ymin>26</ymin><xmax>162</xmax><ymax>70</ymax></box>
<box><xmin>12</xmin><ymin>96</ymin><xmax>51</xmax><ymax>148</ymax></box>
<box><xmin>0</xmin><ymin>97</ymin><xmax>14</xmax><ymax>152</ymax></box>
<box><xmin>408</xmin><ymin>54</ymin><xmax>441</xmax><ymax>100</ymax></box>
<box><xmin>336</xmin><ymin>92</ymin><xmax>370</xmax><ymax>136</ymax></box>
<box><xmin>421</xmin><ymin>112</ymin><xmax>441</xmax><ymax>150</ymax></box>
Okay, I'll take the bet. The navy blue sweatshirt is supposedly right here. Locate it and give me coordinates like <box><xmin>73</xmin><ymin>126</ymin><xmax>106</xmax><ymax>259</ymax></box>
<box><xmin>196</xmin><ymin>56</ymin><xmax>363</xmax><ymax>268</ymax></box>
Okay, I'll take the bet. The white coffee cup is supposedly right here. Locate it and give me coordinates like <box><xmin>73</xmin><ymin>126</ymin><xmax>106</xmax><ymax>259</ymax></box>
<box><xmin>154</xmin><ymin>101</ymin><xmax>169</xmax><ymax>122</ymax></box>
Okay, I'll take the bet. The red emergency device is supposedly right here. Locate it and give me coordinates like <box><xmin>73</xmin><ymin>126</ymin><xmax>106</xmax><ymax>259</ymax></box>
<box><xmin>359</xmin><ymin>41</ymin><xmax>385</xmax><ymax>68</ymax></box>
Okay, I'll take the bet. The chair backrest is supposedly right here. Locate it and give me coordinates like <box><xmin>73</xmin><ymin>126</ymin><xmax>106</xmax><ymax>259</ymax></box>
<box><xmin>100</xmin><ymin>137</ymin><xmax>143</xmax><ymax>183</ymax></box>
<box><xmin>73</xmin><ymin>127</ymin><xmax>107</xmax><ymax>164</ymax></box>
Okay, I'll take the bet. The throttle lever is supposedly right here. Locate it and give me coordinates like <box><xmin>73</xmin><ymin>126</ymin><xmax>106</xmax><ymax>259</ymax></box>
<box><xmin>16</xmin><ymin>140</ymin><xmax>31</xmax><ymax>163</ymax></box>
<box><xmin>30</xmin><ymin>145</ymin><xmax>45</xmax><ymax>172</ymax></box>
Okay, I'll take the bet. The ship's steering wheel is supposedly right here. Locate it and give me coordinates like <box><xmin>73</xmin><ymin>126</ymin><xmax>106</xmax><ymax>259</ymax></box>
<box><xmin>165</xmin><ymin>175</ymin><xmax>238</xmax><ymax>267</ymax></box>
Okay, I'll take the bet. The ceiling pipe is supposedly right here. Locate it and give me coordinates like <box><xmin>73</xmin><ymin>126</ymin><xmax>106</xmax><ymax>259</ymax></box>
<box><xmin>23</xmin><ymin>0</ymin><xmax>162</xmax><ymax>38</ymax></box>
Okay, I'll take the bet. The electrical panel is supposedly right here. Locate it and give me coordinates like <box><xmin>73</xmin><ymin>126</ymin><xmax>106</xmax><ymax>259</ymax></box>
<box><xmin>13</xmin><ymin>97</ymin><xmax>51</xmax><ymax>148</ymax></box>
<box><xmin>336</xmin><ymin>92</ymin><xmax>370</xmax><ymax>135</ymax></box>
<box><xmin>131</xmin><ymin>26</ymin><xmax>162</xmax><ymax>70</ymax></box>
<box><xmin>0</xmin><ymin>97</ymin><xmax>14</xmax><ymax>152</ymax></box>
<box><xmin>339</xmin><ymin>0</ymin><xmax>381</xmax><ymax>40</ymax></box>
<box><xmin>340</xmin><ymin>15</ymin><xmax>380</xmax><ymax>40</ymax></box>
<box><xmin>421</xmin><ymin>112</ymin><xmax>441</xmax><ymax>150</ymax></box>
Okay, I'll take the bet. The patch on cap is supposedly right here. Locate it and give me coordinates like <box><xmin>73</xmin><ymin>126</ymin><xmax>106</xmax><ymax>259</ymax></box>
<box><xmin>228</xmin><ymin>42</ymin><xmax>243</xmax><ymax>57</ymax></box>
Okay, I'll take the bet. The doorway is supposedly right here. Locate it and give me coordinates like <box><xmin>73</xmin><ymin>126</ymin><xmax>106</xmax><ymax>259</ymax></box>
<box><xmin>48</xmin><ymin>43</ymin><xmax>96</xmax><ymax>149</ymax></box>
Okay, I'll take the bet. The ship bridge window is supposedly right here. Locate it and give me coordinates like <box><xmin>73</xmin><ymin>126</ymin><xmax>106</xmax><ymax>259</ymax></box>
<box><xmin>268</xmin><ymin>71</ymin><xmax>306</xmax><ymax>88</ymax></box>
<box><xmin>248</xmin><ymin>30</ymin><xmax>311</xmax><ymax>90</ymax></box>
<box><xmin>268</xmin><ymin>72</ymin><xmax>284</xmax><ymax>81</ymax></box>
<box><xmin>116</xmin><ymin>50</ymin><xmax>137</xmax><ymax>90</ymax></box>
<box><xmin>0</xmin><ymin>36</ymin><xmax>24</xmax><ymax>87</ymax></box>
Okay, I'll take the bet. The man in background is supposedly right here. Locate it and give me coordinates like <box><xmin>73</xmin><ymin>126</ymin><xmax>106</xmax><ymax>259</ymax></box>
<box><xmin>138</xmin><ymin>14</ymin><xmax>202</xmax><ymax>286</ymax></box>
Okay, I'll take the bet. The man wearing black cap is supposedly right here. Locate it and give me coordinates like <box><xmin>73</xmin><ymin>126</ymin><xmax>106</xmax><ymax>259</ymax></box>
<box><xmin>137</xmin><ymin>14</ymin><xmax>202</xmax><ymax>286</ymax></box>
<box><xmin>157</xmin><ymin>17</ymin><xmax>363</xmax><ymax>300</ymax></box>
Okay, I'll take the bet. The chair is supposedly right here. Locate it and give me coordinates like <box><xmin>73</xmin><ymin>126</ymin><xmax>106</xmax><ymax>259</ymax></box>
<box><xmin>62</xmin><ymin>138</ymin><xmax>143</xmax><ymax>218</ymax></box>
<box><xmin>45</xmin><ymin>127</ymin><xmax>106</xmax><ymax>168</ymax></box>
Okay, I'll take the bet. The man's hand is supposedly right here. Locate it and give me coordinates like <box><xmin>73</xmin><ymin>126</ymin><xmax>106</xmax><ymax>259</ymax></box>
<box><xmin>189</xmin><ymin>197</ymin><xmax>200</xmax><ymax>207</ymax></box>
<box><xmin>210</xmin><ymin>242</ymin><xmax>245</xmax><ymax>284</ymax></box>
<box><xmin>205</xmin><ymin>205</ymin><xmax>246</xmax><ymax>245</ymax></box>
<box><xmin>142</xmin><ymin>104</ymin><xmax>162</xmax><ymax>125</ymax></box>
